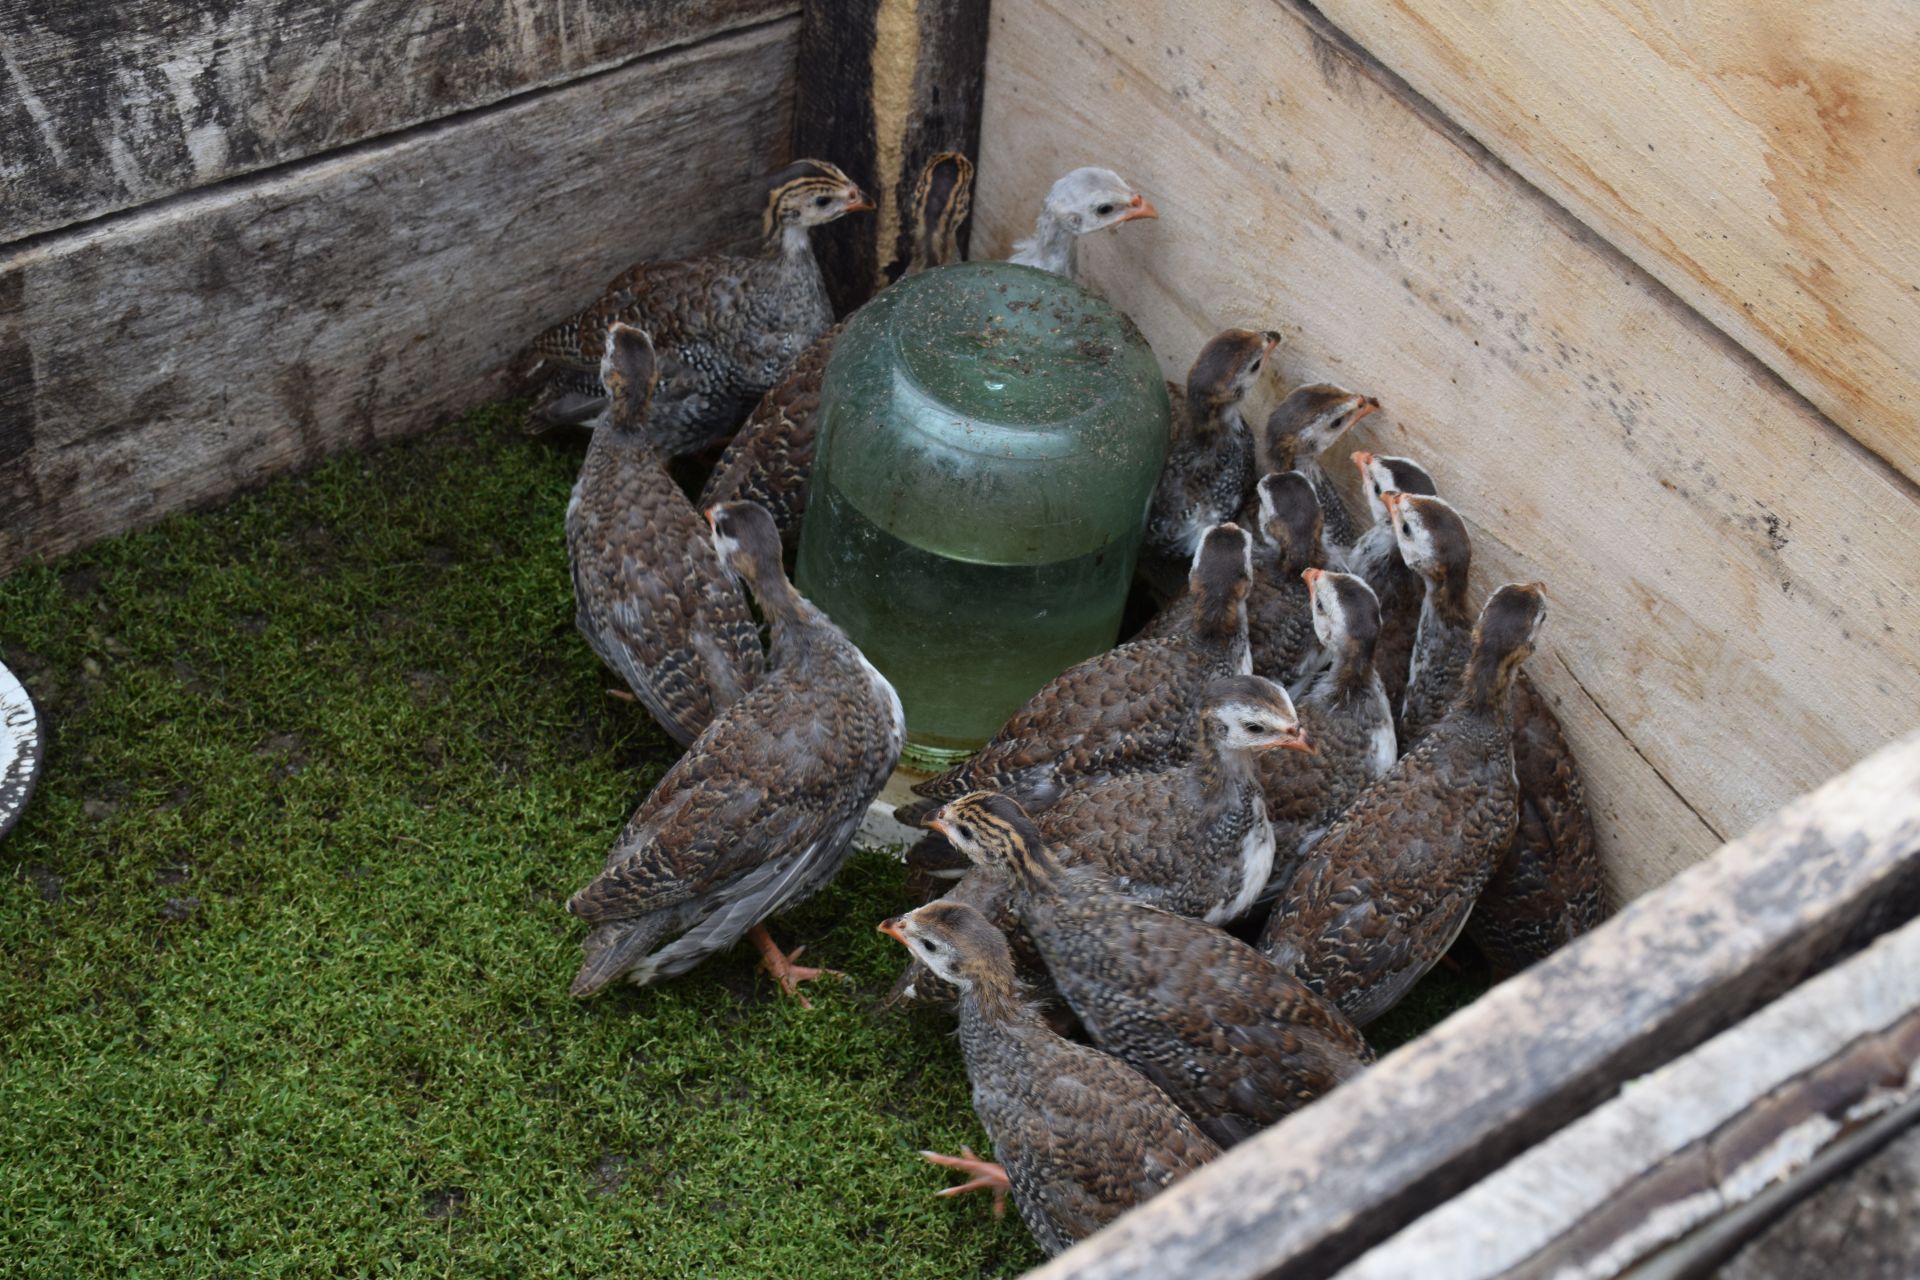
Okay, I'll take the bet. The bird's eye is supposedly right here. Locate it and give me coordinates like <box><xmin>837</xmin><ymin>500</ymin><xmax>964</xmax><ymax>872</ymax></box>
<box><xmin>955</xmin><ymin>824</ymin><xmax>974</xmax><ymax>841</ymax></box>
<box><xmin>1249</xmin><ymin>359</ymin><xmax>1263</xmax><ymax>375</ymax></box>
<box><xmin>813</xmin><ymin>194</ymin><xmax>832</xmax><ymax>208</ymax></box>
<box><xmin>1095</xmin><ymin>202</ymin><xmax>1115</xmax><ymax>216</ymax></box>
<box><xmin>1243</xmin><ymin>721</ymin><xmax>1262</xmax><ymax>734</ymax></box>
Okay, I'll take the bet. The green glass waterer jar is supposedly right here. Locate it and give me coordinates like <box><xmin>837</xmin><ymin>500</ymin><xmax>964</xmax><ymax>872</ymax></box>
<box><xmin>795</xmin><ymin>261</ymin><xmax>1172</xmax><ymax>770</ymax></box>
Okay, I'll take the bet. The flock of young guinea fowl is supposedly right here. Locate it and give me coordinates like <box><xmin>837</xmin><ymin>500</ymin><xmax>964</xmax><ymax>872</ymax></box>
<box><xmin>509</xmin><ymin>152</ymin><xmax>1607</xmax><ymax>1257</ymax></box>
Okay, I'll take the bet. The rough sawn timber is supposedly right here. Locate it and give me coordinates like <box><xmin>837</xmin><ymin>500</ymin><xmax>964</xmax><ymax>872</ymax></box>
<box><xmin>971</xmin><ymin>0</ymin><xmax>1920</xmax><ymax>904</ymax></box>
<box><xmin>1332</xmin><ymin>912</ymin><xmax>1920</xmax><ymax>1279</ymax></box>
<box><xmin>0</xmin><ymin>0</ymin><xmax>798</xmax><ymax>242</ymax></box>
<box><xmin>1021</xmin><ymin>731</ymin><xmax>1920</xmax><ymax>1280</ymax></box>
<box><xmin>1309</xmin><ymin>0</ymin><xmax>1920</xmax><ymax>490</ymax></box>
<box><xmin>0</xmin><ymin>18</ymin><xmax>798</xmax><ymax>572</ymax></box>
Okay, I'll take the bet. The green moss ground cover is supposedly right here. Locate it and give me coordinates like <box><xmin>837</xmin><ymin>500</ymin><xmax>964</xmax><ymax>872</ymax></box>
<box><xmin>0</xmin><ymin>408</ymin><xmax>1480</xmax><ymax>1277</ymax></box>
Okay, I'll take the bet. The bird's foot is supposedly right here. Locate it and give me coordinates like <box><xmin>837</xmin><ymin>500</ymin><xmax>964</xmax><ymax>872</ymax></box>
<box><xmin>921</xmin><ymin>1147</ymin><xmax>1009</xmax><ymax>1217</ymax></box>
<box><xmin>748</xmin><ymin>925</ymin><xmax>843</xmax><ymax>1009</ymax></box>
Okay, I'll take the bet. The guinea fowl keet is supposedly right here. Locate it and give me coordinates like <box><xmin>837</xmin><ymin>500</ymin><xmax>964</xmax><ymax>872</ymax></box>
<box><xmin>888</xmin><ymin>674</ymin><xmax>1308</xmax><ymax>1007</ymax></box>
<box><xmin>565</xmin><ymin>501</ymin><xmax>903</xmax><ymax>1003</ymax></box>
<box><xmin>934</xmin><ymin>793</ymin><xmax>1371</xmax><ymax>1148</ymax></box>
<box><xmin>1259</xmin><ymin>385</ymin><xmax>1381</xmax><ymax>566</ymax></box>
<box><xmin>513</xmin><ymin>160</ymin><xmax>872</xmax><ymax>443</ymax></box>
<box><xmin>1257</xmin><ymin>567</ymin><xmax>1396</xmax><ymax>896</ymax></box>
<box><xmin>1347</xmin><ymin>452</ymin><xmax>1439</xmax><ymax>724</ymax></box>
<box><xmin>1380</xmin><ymin>491</ymin><xmax>1607</xmax><ymax>972</ymax></box>
<box><xmin>564</xmin><ymin>324</ymin><xmax>763</xmax><ymax>747</ymax></box>
<box><xmin>880</xmin><ymin>900</ymin><xmax>1218</xmax><ymax>1255</ymax></box>
<box><xmin>1144</xmin><ymin>329</ymin><xmax>1282</xmax><ymax>571</ymax></box>
<box><xmin>1391</xmin><ymin>491</ymin><xmax>1477</xmax><ymax>745</ymax></box>
<box><xmin>1259</xmin><ymin>583</ymin><xmax>1546</xmax><ymax>1025</ymax></box>
<box><xmin>699</xmin><ymin>153</ymin><xmax>974</xmax><ymax>546</ymax></box>
<box><xmin>1007</xmin><ymin>167</ymin><xmax>1158</xmax><ymax>277</ymax></box>
<box><xmin>894</xmin><ymin>522</ymin><xmax>1254</xmax><ymax>826</ymax></box>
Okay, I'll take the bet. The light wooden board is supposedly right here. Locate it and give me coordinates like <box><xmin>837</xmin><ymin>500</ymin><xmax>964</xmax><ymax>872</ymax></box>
<box><xmin>0</xmin><ymin>0</ymin><xmax>796</xmax><ymax>241</ymax></box>
<box><xmin>1332</xmin><ymin>912</ymin><xmax>1920</xmax><ymax>1279</ymax></box>
<box><xmin>1309</xmin><ymin>0</ymin><xmax>1920</xmax><ymax>491</ymax></box>
<box><xmin>0</xmin><ymin>17</ymin><xmax>798</xmax><ymax>571</ymax></box>
<box><xmin>1021</xmin><ymin>732</ymin><xmax>1920</xmax><ymax>1280</ymax></box>
<box><xmin>971</xmin><ymin>0</ymin><xmax>1920</xmax><ymax>903</ymax></box>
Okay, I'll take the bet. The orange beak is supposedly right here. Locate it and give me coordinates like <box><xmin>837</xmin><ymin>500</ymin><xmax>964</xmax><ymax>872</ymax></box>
<box><xmin>704</xmin><ymin>506</ymin><xmax>719</xmax><ymax>531</ymax></box>
<box><xmin>1260</xmin><ymin>729</ymin><xmax>1315</xmax><ymax>755</ymax></box>
<box><xmin>1351</xmin><ymin>396</ymin><xmax>1382</xmax><ymax>426</ymax></box>
<box><xmin>845</xmin><ymin>188</ymin><xmax>876</xmax><ymax>213</ymax></box>
<box><xmin>926</xmin><ymin>816</ymin><xmax>953</xmax><ymax>840</ymax></box>
<box><xmin>1115</xmin><ymin>194</ymin><xmax>1158</xmax><ymax>224</ymax></box>
<box><xmin>1302</xmin><ymin>567</ymin><xmax>1323</xmax><ymax>588</ymax></box>
<box><xmin>1382</xmin><ymin>490</ymin><xmax>1406</xmax><ymax>514</ymax></box>
<box><xmin>1351</xmin><ymin>449</ymin><xmax>1375</xmax><ymax>477</ymax></box>
<box><xmin>1260</xmin><ymin>332</ymin><xmax>1281</xmax><ymax>357</ymax></box>
<box><xmin>877</xmin><ymin>917</ymin><xmax>908</xmax><ymax>944</ymax></box>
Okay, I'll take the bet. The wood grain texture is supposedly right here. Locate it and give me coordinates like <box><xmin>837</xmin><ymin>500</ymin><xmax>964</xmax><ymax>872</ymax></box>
<box><xmin>0</xmin><ymin>0</ymin><xmax>798</xmax><ymax>242</ymax></box>
<box><xmin>0</xmin><ymin>18</ymin><xmax>798</xmax><ymax>571</ymax></box>
<box><xmin>1720</xmin><ymin>1122</ymin><xmax>1920</xmax><ymax>1280</ymax></box>
<box><xmin>1309</xmin><ymin>0</ymin><xmax>1920</xmax><ymax>489</ymax></box>
<box><xmin>971</xmin><ymin>0</ymin><xmax>1920</xmax><ymax>903</ymax></box>
<box><xmin>1021</xmin><ymin>731</ymin><xmax>1920</xmax><ymax>1280</ymax></box>
<box><xmin>1333</xmin><ymin>914</ymin><xmax>1920</xmax><ymax>1279</ymax></box>
<box><xmin>794</xmin><ymin>0</ymin><xmax>989</xmax><ymax>314</ymax></box>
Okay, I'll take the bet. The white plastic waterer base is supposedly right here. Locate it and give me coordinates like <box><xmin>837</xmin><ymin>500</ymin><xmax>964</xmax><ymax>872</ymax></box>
<box><xmin>856</xmin><ymin>767</ymin><xmax>930</xmax><ymax>851</ymax></box>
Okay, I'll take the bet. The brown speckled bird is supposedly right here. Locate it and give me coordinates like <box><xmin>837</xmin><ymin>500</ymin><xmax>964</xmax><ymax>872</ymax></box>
<box><xmin>1391</xmin><ymin>491</ymin><xmax>1477</xmax><ymax>746</ymax></box>
<box><xmin>566</xmin><ymin>502</ymin><xmax>903</xmax><ymax>1003</ymax></box>
<box><xmin>698</xmin><ymin>153</ymin><xmax>974</xmax><ymax>546</ymax></box>
<box><xmin>1257</xmin><ymin>567</ymin><xmax>1396</xmax><ymax>897</ymax></box>
<box><xmin>1378</xmin><ymin>493</ymin><xmax>1607</xmax><ymax>973</ymax></box>
<box><xmin>887</xmin><ymin>674</ymin><xmax>1307</xmax><ymax>1008</ymax></box>
<box><xmin>565</xmin><ymin>324</ymin><xmax>763</xmax><ymax>747</ymax></box>
<box><xmin>1347</xmin><ymin>452</ymin><xmax>1438</xmax><ymax>724</ymax></box>
<box><xmin>1259</xmin><ymin>583</ymin><xmax>1545</xmax><ymax>1025</ymax></box>
<box><xmin>880</xmin><ymin>900</ymin><xmax>1218</xmax><ymax>1255</ymax></box>
<box><xmin>935</xmin><ymin>794</ymin><xmax>1371</xmax><ymax>1148</ymax></box>
<box><xmin>1258</xmin><ymin>385</ymin><xmax>1380</xmax><ymax>566</ymax></box>
<box><xmin>1144</xmin><ymin>330</ymin><xmax>1281</xmax><ymax>568</ymax></box>
<box><xmin>894</xmin><ymin>523</ymin><xmax>1254</xmax><ymax>826</ymax></box>
<box><xmin>514</xmin><ymin>160</ymin><xmax>872</xmax><ymax>444</ymax></box>
<box><xmin>1137</xmin><ymin>471</ymin><xmax>1324</xmax><ymax>685</ymax></box>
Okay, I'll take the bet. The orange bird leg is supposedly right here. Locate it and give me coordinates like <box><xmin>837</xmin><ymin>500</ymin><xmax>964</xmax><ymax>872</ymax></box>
<box><xmin>747</xmin><ymin>924</ymin><xmax>843</xmax><ymax>1009</ymax></box>
<box><xmin>921</xmin><ymin>1147</ymin><xmax>1010</xmax><ymax>1217</ymax></box>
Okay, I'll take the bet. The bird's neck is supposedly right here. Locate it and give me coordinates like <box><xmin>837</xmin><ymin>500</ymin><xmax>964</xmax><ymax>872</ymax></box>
<box><xmin>777</xmin><ymin>222</ymin><xmax>816</xmax><ymax>263</ymax></box>
<box><xmin>1455</xmin><ymin>655</ymin><xmax>1517</xmax><ymax>722</ymax></box>
<box><xmin>1424</xmin><ymin>570</ymin><xmax>1473</xmax><ymax>626</ymax></box>
<box><xmin>956</xmin><ymin>976</ymin><xmax>1032</xmax><ymax>1035</ymax></box>
<box><xmin>1019</xmin><ymin>210</ymin><xmax>1077</xmax><ymax>275</ymax></box>
<box><xmin>1192</xmin><ymin>729</ymin><xmax>1260</xmax><ymax>814</ymax></box>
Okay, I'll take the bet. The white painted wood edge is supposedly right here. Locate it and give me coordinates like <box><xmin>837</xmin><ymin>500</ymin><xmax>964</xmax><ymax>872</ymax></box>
<box><xmin>1333</xmin><ymin>912</ymin><xmax>1920</xmax><ymax>1280</ymax></box>
<box><xmin>0</xmin><ymin>659</ymin><xmax>43</xmax><ymax>841</ymax></box>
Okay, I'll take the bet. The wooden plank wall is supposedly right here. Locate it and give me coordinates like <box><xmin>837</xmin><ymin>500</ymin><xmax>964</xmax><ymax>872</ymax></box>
<box><xmin>971</xmin><ymin>0</ymin><xmax>1920</xmax><ymax>901</ymax></box>
<box><xmin>0</xmin><ymin>5</ymin><xmax>803</xmax><ymax>570</ymax></box>
<box><xmin>0</xmin><ymin>0</ymin><xmax>792</xmax><ymax>240</ymax></box>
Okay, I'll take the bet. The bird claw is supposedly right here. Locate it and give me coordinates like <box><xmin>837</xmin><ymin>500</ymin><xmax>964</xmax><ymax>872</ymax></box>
<box><xmin>921</xmin><ymin>1147</ymin><xmax>1009</xmax><ymax>1217</ymax></box>
<box><xmin>748</xmin><ymin>926</ymin><xmax>845</xmax><ymax>1009</ymax></box>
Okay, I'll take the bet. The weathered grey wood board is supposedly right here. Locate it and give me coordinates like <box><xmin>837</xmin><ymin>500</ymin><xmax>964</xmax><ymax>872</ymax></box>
<box><xmin>1021</xmin><ymin>732</ymin><xmax>1920</xmax><ymax>1280</ymax></box>
<box><xmin>1331</xmin><ymin>913</ymin><xmax>1920</xmax><ymax>1279</ymax></box>
<box><xmin>0</xmin><ymin>0</ymin><xmax>797</xmax><ymax>241</ymax></box>
<box><xmin>0</xmin><ymin>17</ymin><xmax>798</xmax><ymax>571</ymax></box>
<box><xmin>970</xmin><ymin>0</ymin><xmax>1920</xmax><ymax>903</ymax></box>
<box><xmin>1309</xmin><ymin>0</ymin><xmax>1920</xmax><ymax>492</ymax></box>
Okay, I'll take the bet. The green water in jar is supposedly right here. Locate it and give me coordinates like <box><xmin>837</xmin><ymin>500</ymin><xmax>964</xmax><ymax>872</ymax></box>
<box><xmin>796</xmin><ymin>261</ymin><xmax>1171</xmax><ymax>769</ymax></box>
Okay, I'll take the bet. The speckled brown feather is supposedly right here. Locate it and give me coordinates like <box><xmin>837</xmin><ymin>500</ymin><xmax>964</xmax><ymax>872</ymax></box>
<box><xmin>888</xmin><ymin>901</ymin><xmax>1218</xmax><ymax>1256</ymax></box>
<box><xmin>1394</xmin><ymin>493</ymin><xmax>1476</xmax><ymax>744</ymax></box>
<box><xmin>514</xmin><ymin>161</ymin><xmax>865</xmax><ymax>451</ymax></box>
<box><xmin>566</xmin><ymin>326</ymin><xmax>763</xmax><ymax>747</ymax></box>
<box><xmin>1258</xmin><ymin>571</ymin><xmax>1395</xmax><ymax>894</ymax></box>
<box><xmin>1143</xmin><ymin>331</ymin><xmax>1278</xmax><ymax>565</ymax></box>
<box><xmin>566</xmin><ymin>503</ymin><xmax>902</xmax><ymax>996</ymax></box>
<box><xmin>936</xmin><ymin>797</ymin><xmax>1369</xmax><ymax>1149</ymax></box>
<box><xmin>1470</xmin><ymin>673</ymin><xmax>1607</xmax><ymax>976</ymax></box>
<box><xmin>897</xmin><ymin>525</ymin><xmax>1253</xmax><ymax>823</ymax></box>
<box><xmin>1347</xmin><ymin>454</ymin><xmax>1438</xmax><ymax>720</ymax></box>
<box><xmin>1259</xmin><ymin>585</ymin><xmax>1544</xmax><ymax>1025</ymax></box>
<box><xmin>698</xmin><ymin>155</ymin><xmax>973</xmax><ymax>545</ymax></box>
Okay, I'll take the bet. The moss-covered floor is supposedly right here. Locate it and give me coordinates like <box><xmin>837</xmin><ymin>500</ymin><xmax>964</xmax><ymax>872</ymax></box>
<box><xmin>0</xmin><ymin>408</ymin><xmax>1480</xmax><ymax>1277</ymax></box>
